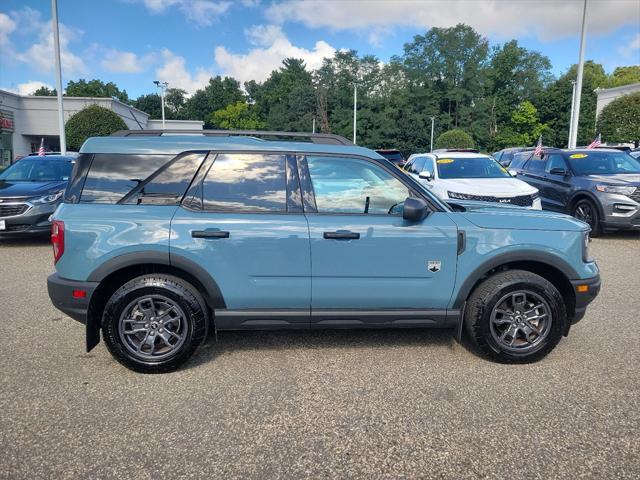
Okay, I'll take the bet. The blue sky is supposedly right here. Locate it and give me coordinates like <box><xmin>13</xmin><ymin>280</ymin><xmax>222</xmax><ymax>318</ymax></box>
<box><xmin>1</xmin><ymin>0</ymin><xmax>639</xmax><ymax>99</ymax></box>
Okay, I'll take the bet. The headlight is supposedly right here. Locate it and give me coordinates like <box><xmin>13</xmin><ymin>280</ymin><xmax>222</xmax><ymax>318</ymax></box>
<box><xmin>31</xmin><ymin>190</ymin><xmax>64</xmax><ymax>205</ymax></box>
<box><xmin>595</xmin><ymin>184</ymin><xmax>637</xmax><ymax>195</ymax></box>
<box><xmin>583</xmin><ymin>232</ymin><xmax>593</xmax><ymax>263</ymax></box>
<box><xmin>447</xmin><ymin>191</ymin><xmax>472</xmax><ymax>200</ymax></box>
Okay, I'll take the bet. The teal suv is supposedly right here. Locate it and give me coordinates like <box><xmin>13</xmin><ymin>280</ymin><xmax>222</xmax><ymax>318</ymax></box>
<box><xmin>47</xmin><ymin>130</ymin><xmax>601</xmax><ymax>373</ymax></box>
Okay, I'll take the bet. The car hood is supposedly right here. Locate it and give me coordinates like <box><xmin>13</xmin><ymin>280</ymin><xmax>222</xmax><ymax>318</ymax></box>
<box><xmin>449</xmin><ymin>200</ymin><xmax>587</xmax><ymax>232</ymax></box>
<box><xmin>0</xmin><ymin>180</ymin><xmax>67</xmax><ymax>199</ymax></box>
<box><xmin>584</xmin><ymin>174</ymin><xmax>640</xmax><ymax>186</ymax></box>
<box><xmin>439</xmin><ymin>177</ymin><xmax>537</xmax><ymax>196</ymax></box>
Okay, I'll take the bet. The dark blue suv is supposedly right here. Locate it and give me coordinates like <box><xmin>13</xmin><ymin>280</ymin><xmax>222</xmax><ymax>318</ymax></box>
<box><xmin>47</xmin><ymin>131</ymin><xmax>600</xmax><ymax>373</ymax></box>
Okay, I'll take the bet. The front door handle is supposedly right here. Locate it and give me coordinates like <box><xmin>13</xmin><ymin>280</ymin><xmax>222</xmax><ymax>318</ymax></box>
<box><xmin>192</xmin><ymin>229</ymin><xmax>230</xmax><ymax>239</ymax></box>
<box><xmin>323</xmin><ymin>231</ymin><xmax>360</xmax><ymax>240</ymax></box>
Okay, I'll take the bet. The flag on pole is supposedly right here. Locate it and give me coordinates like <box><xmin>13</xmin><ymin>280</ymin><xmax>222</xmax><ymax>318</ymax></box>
<box><xmin>38</xmin><ymin>138</ymin><xmax>45</xmax><ymax>156</ymax></box>
<box><xmin>533</xmin><ymin>135</ymin><xmax>543</xmax><ymax>156</ymax></box>
<box><xmin>587</xmin><ymin>133</ymin><xmax>601</xmax><ymax>149</ymax></box>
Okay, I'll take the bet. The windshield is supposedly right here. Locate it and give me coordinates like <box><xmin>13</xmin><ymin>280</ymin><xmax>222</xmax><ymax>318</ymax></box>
<box><xmin>566</xmin><ymin>152</ymin><xmax>640</xmax><ymax>175</ymax></box>
<box><xmin>0</xmin><ymin>159</ymin><xmax>73</xmax><ymax>182</ymax></box>
<box><xmin>436</xmin><ymin>156</ymin><xmax>511</xmax><ymax>179</ymax></box>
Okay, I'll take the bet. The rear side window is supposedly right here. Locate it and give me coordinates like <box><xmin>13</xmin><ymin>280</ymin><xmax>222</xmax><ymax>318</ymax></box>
<box><xmin>526</xmin><ymin>156</ymin><xmax>546</xmax><ymax>173</ymax></box>
<box><xmin>202</xmin><ymin>153</ymin><xmax>287</xmax><ymax>212</ymax></box>
<box><xmin>509</xmin><ymin>153</ymin><xmax>530</xmax><ymax>170</ymax></box>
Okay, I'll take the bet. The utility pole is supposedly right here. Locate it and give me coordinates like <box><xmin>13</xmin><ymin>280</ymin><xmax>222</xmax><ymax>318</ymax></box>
<box><xmin>51</xmin><ymin>0</ymin><xmax>66</xmax><ymax>154</ymax></box>
<box><xmin>430</xmin><ymin>116</ymin><xmax>435</xmax><ymax>152</ymax></box>
<box><xmin>154</xmin><ymin>80</ymin><xmax>168</xmax><ymax>130</ymax></box>
<box><xmin>312</xmin><ymin>117</ymin><xmax>316</xmax><ymax>134</ymax></box>
<box><xmin>568</xmin><ymin>80</ymin><xmax>577</xmax><ymax>147</ymax></box>
<box><xmin>569</xmin><ymin>0</ymin><xmax>588</xmax><ymax>148</ymax></box>
<box><xmin>353</xmin><ymin>84</ymin><xmax>357</xmax><ymax>144</ymax></box>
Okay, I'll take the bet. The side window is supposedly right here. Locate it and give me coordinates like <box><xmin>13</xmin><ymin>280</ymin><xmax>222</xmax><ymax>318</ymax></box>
<box><xmin>526</xmin><ymin>156</ymin><xmax>547</xmax><ymax>173</ymax></box>
<box><xmin>411</xmin><ymin>157</ymin><xmax>426</xmax><ymax>174</ymax></box>
<box><xmin>202</xmin><ymin>153</ymin><xmax>287</xmax><ymax>212</ymax></box>
<box><xmin>80</xmin><ymin>154</ymin><xmax>173</xmax><ymax>203</ymax></box>
<box><xmin>422</xmin><ymin>157</ymin><xmax>435</xmax><ymax>176</ymax></box>
<box><xmin>510</xmin><ymin>153</ymin><xmax>529</xmax><ymax>170</ymax></box>
<box><xmin>306</xmin><ymin>156</ymin><xmax>411</xmax><ymax>215</ymax></box>
<box><xmin>545</xmin><ymin>154</ymin><xmax>567</xmax><ymax>174</ymax></box>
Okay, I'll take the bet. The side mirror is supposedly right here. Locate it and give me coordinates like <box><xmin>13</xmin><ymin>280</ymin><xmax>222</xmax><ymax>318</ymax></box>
<box><xmin>418</xmin><ymin>171</ymin><xmax>433</xmax><ymax>181</ymax></box>
<box><xmin>549</xmin><ymin>167</ymin><xmax>568</xmax><ymax>176</ymax></box>
<box><xmin>403</xmin><ymin>197</ymin><xmax>429</xmax><ymax>222</ymax></box>
<box><xmin>508</xmin><ymin>169</ymin><xmax>518</xmax><ymax>176</ymax></box>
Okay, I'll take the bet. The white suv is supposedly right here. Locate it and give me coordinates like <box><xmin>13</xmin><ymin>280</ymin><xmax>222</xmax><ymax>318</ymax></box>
<box><xmin>404</xmin><ymin>150</ymin><xmax>542</xmax><ymax>209</ymax></box>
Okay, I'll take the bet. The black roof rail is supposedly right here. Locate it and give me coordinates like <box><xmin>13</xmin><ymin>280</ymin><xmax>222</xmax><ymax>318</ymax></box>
<box><xmin>433</xmin><ymin>148</ymin><xmax>480</xmax><ymax>153</ymax></box>
<box><xmin>110</xmin><ymin>129</ymin><xmax>353</xmax><ymax>146</ymax></box>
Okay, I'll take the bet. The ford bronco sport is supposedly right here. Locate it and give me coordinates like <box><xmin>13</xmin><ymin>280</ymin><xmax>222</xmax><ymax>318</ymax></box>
<box><xmin>47</xmin><ymin>130</ymin><xmax>601</xmax><ymax>373</ymax></box>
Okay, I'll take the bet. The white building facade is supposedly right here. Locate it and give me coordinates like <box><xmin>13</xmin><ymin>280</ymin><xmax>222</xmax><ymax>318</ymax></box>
<box><xmin>595</xmin><ymin>82</ymin><xmax>640</xmax><ymax>118</ymax></box>
<box><xmin>0</xmin><ymin>89</ymin><xmax>203</xmax><ymax>168</ymax></box>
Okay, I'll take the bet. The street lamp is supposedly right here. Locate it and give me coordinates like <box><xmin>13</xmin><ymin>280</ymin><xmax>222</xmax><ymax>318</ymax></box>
<box><xmin>430</xmin><ymin>116</ymin><xmax>436</xmax><ymax>152</ymax></box>
<box><xmin>568</xmin><ymin>80</ymin><xmax>577</xmax><ymax>147</ymax></box>
<box><xmin>153</xmin><ymin>80</ymin><xmax>169</xmax><ymax>130</ymax></box>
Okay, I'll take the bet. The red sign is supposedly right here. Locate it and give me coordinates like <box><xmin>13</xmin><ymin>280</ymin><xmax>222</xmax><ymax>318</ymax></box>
<box><xmin>0</xmin><ymin>118</ymin><xmax>13</xmax><ymax>130</ymax></box>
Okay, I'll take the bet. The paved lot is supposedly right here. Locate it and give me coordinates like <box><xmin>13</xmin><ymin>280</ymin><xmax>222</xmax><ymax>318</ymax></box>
<box><xmin>0</xmin><ymin>233</ymin><xmax>639</xmax><ymax>479</ymax></box>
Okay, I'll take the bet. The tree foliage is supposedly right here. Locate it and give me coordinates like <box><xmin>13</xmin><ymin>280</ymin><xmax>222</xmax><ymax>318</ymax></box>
<box><xmin>65</xmin><ymin>104</ymin><xmax>127</xmax><ymax>151</ymax></box>
<box><xmin>31</xmin><ymin>86</ymin><xmax>56</xmax><ymax>96</ymax></box>
<box><xmin>597</xmin><ymin>92</ymin><xmax>640</xmax><ymax>145</ymax></box>
<box><xmin>435</xmin><ymin>129</ymin><xmax>474</xmax><ymax>149</ymax></box>
<box><xmin>495</xmin><ymin>101</ymin><xmax>548</xmax><ymax>148</ymax></box>
<box><xmin>182</xmin><ymin>76</ymin><xmax>245</xmax><ymax>127</ymax></box>
<box><xmin>208</xmin><ymin>102</ymin><xmax>265</xmax><ymax>130</ymax></box>
<box><xmin>65</xmin><ymin>79</ymin><xmax>130</xmax><ymax>103</ymax></box>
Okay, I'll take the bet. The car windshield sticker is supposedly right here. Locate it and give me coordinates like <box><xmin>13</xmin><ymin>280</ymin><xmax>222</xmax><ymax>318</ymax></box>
<box><xmin>570</xmin><ymin>153</ymin><xmax>588</xmax><ymax>159</ymax></box>
<box><xmin>437</xmin><ymin>159</ymin><xmax>454</xmax><ymax>164</ymax></box>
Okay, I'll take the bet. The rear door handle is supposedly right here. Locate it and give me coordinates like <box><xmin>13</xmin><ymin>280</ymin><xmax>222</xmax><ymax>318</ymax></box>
<box><xmin>323</xmin><ymin>231</ymin><xmax>360</xmax><ymax>240</ymax></box>
<box><xmin>192</xmin><ymin>230</ymin><xmax>230</xmax><ymax>239</ymax></box>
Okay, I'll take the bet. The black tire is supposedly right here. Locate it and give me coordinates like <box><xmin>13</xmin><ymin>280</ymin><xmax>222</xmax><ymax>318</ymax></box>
<box><xmin>102</xmin><ymin>274</ymin><xmax>208</xmax><ymax>373</ymax></box>
<box><xmin>572</xmin><ymin>198</ymin><xmax>601</xmax><ymax>236</ymax></box>
<box><xmin>464</xmin><ymin>270</ymin><xmax>567</xmax><ymax>364</ymax></box>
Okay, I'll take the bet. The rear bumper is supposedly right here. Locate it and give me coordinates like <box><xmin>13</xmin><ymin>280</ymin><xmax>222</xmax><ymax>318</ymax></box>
<box><xmin>47</xmin><ymin>273</ymin><xmax>98</xmax><ymax>324</ymax></box>
<box><xmin>570</xmin><ymin>275</ymin><xmax>601</xmax><ymax>324</ymax></box>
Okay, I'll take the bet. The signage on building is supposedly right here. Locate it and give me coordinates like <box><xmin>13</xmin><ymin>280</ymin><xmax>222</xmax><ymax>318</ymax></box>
<box><xmin>0</xmin><ymin>109</ymin><xmax>14</xmax><ymax>132</ymax></box>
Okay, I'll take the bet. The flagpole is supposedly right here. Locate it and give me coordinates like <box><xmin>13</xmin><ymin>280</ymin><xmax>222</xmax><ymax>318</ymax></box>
<box><xmin>51</xmin><ymin>0</ymin><xmax>66</xmax><ymax>154</ymax></box>
<box><xmin>569</xmin><ymin>0</ymin><xmax>588</xmax><ymax>149</ymax></box>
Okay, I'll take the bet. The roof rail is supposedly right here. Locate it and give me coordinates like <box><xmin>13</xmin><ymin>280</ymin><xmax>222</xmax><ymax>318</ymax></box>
<box><xmin>433</xmin><ymin>148</ymin><xmax>480</xmax><ymax>153</ymax></box>
<box><xmin>110</xmin><ymin>129</ymin><xmax>353</xmax><ymax>146</ymax></box>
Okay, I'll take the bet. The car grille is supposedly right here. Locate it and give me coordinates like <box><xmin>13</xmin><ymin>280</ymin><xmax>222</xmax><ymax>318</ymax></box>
<box><xmin>628</xmin><ymin>188</ymin><xmax>640</xmax><ymax>203</ymax></box>
<box><xmin>448</xmin><ymin>192</ymin><xmax>534</xmax><ymax>207</ymax></box>
<box><xmin>0</xmin><ymin>204</ymin><xmax>29</xmax><ymax>218</ymax></box>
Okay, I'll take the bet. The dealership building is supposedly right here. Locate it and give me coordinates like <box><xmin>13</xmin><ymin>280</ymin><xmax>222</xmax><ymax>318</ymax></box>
<box><xmin>0</xmin><ymin>89</ymin><xmax>203</xmax><ymax>168</ymax></box>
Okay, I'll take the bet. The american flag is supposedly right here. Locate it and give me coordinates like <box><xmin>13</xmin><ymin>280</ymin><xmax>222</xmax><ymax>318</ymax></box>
<box><xmin>38</xmin><ymin>138</ymin><xmax>45</xmax><ymax>156</ymax></box>
<box><xmin>533</xmin><ymin>135</ymin><xmax>543</xmax><ymax>156</ymax></box>
<box><xmin>587</xmin><ymin>133</ymin><xmax>601</xmax><ymax>149</ymax></box>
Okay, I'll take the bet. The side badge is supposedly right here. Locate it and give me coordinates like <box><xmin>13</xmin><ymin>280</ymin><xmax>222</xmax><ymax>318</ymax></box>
<box><xmin>428</xmin><ymin>260</ymin><xmax>441</xmax><ymax>273</ymax></box>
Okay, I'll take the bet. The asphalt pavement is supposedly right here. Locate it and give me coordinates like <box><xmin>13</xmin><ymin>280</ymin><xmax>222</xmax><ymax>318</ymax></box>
<box><xmin>0</xmin><ymin>233</ymin><xmax>639</xmax><ymax>479</ymax></box>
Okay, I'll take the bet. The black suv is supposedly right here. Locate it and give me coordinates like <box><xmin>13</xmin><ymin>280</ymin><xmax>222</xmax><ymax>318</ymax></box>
<box><xmin>509</xmin><ymin>148</ymin><xmax>640</xmax><ymax>235</ymax></box>
<box><xmin>375</xmin><ymin>149</ymin><xmax>406</xmax><ymax>168</ymax></box>
<box><xmin>492</xmin><ymin>147</ymin><xmax>531</xmax><ymax>167</ymax></box>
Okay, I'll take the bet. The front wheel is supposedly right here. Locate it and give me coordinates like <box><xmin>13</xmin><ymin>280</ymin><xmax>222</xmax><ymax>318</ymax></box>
<box><xmin>102</xmin><ymin>274</ymin><xmax>208</xmax><ymax>373</ymax></box>
<box><xmin>464</xmin><ymin>270</ymin><xmax>567</xmax><ymax>363</ymax></box>
<box><xmin>572</xmin><ymin>199</ymin><xmax>601</xmax><ymax>236</ymax></box>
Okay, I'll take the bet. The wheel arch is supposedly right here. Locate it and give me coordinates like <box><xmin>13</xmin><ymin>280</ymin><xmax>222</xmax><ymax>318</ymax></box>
<box><xmin>569</xmin><ymin>191</ymin><xmax>604</xmax><ymax>219</ymax></box>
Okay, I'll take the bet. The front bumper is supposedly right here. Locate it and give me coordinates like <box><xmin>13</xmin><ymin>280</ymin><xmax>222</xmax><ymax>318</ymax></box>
<box><xmin>47</xmin><ymin>273</ymin><xmax>98</xmax><ymax>325</ymax></box>
<box><xmin>570</xmin><ymin>275</ymin><xmax>601</xmax><ymax>325</ymax></box>
<box><xmin>597</xmin><ymin>192</ymin><xmax>640</xmax><ymax>231</ymax></box>
<box><xmin>0</xmin><ymin>202</ymin><xmax>58</xmax><ymax>237</ymax></box>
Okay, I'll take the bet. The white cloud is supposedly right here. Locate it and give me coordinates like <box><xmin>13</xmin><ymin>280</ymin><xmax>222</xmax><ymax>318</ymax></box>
<box><xmin>266</xmin><ymin>0</ymin><xmax>639</xmax><ymax>42</ymax></box>
<box><xmin>618</xmin><ymin>33</ymin><xmax>640</xmax><ymax>60</ymax></box>
<box><xmin>101</xmin><ymin>49</ymin><xmax>156</xmax><ymax>73</ymax></box>
<box><xmin>215</xmin><ymin>25</ymin><xmax>336</xmax><ymax>84</ymax></box>
<box><xmin>0</xmin><ymin>12</ymin><xmax>16</xmax><ymax>48</ymax></box>
<box><xmin>155</xmin><ymin>48</ymin><xmax>213</xmax><ymax>94</ymax></box>
<box><xmin>135</xmin><ymin>0</ymin><xmax>232</xmax><ymax>26</ymax></box>
<box><xmin>17</xmin><ymin>80</ymin><xmax>55</xmax><ymax>95</ymax></box>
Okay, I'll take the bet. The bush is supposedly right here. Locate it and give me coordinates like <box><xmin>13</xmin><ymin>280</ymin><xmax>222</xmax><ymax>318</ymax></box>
<box><xmin>65</xmin><ymin>104</ymin><xmax>128</xmax><ymax>151</ymax></box>
<box><xmin>596</xmin><ymin>92</ymin><xmax>640</xmax><ymax>145</ymax></box>
<box><xmin>435</xmin><ymin>129</ymin><xmax>474</xmax><ymax>149</ymax></box>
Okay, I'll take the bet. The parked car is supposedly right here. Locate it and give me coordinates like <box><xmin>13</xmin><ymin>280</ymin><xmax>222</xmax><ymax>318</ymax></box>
<box><xmin>375</xmin><ymin>149</ymin><xmax>406</xmax><ymax>168</ymax></box>
<box><xmin>492</xmin><ymin>147</ymin><xmax>531</xmax><ymax>167</ymax></box>
<box><xmin>0</xmin><ymin>154</ymin><xmax>75</xmax><ymax>236</ymax></box>
<box><xmin>404</xmin><ymin>150</ymin><xmax>542</xmax><ymax>209</ymax></box>
<box><xmin>48</xmin><ymin>130</ymin><xmax>600</xmax><ymax>373</ymax></box>
<box><xmin>509</xmin><ymin>148</ymin><xmax>640</xmax><ymax>235</ymax></box>
<box><xmin>630</xmin><ymin>150</ymin><xmax>640</xmax><ymax>159</ymax></box>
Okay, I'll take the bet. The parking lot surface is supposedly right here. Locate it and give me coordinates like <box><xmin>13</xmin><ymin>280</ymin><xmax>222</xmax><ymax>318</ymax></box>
<box><xmin>1</xmin><ymin>234</ymin><xmax>639</xmax><ymax>479</ymax></box>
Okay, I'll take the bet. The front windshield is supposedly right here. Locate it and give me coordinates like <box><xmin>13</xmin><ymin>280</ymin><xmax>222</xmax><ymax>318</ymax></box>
<box><xmin>566</xmin><ymin>152</ymin><xmax>640</xmax><ymax>175</ymax></box>
<box><xmin>436</xmin><ymin>156</ymin><xmax>511</xmax><ymax>179</ymax></box>
<box><xmin>0</xmin><ymin>159</ymin><xmax>73</xmax><ymax>182</ymax></box>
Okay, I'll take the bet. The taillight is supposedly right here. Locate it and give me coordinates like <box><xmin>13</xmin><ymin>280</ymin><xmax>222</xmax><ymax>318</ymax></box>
<box><xmin>51</xmin><ymin>220</ymin><xmax>65</xmax><ymax>263</ymax></box>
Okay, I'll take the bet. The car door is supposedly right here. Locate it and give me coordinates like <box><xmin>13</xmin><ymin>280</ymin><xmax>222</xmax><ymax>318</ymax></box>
<box><xmin>519</xmin><ymin>155</ymin><xmax>548</xmax><ymax>202</ymax></box>
<box><xmin>300</xmin><ymin>154</ymin><xmax>459</xmax><ymax>327</ymax></box>
<box><xmin>543</xmin><ymin>153</ymin><xmax>573</xmax><ymax>212</ymax></box>
<box><xmin>170</xmin><ymin>152</ymin><xmax>311</xmax><ymax>329</ymax></box>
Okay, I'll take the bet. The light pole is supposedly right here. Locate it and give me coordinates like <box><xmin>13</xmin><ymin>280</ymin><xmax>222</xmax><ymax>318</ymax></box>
<box><xmin>353</xmin><ymin>83</ymin><xmax>357</xmax><ymax>144</ymax></box>
<box><xmin>153</xmin><ymin>80</ymin><xmax>168</xmax><ymax>130</ymax></box>
<box><xmin>569</xmin><ymin>0</ymin><xmax>588</xmax><ymax>148</ymax></box>
<box><xmin>568</xmin><ymin>80</ymin><xmax>577</xmax><ymax>147</ymax></box>
<box><xmin>430</xmin><ymin>116</ymin><xmax>435</xmax><ymax>152</ymax></box>
<box><xmin>51</xmin><ymin>0</ymin><xmax>66</xmax><ymax>154</ymax></box>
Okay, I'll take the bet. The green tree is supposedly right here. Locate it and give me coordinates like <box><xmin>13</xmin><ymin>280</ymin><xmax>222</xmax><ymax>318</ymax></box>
<box><xmin>208</xmin><ymin>101</ymin><xmax>266</xmax><ymax>130</ymax></box>
<box><xmin>495</xmin><ymin>101</ymin><xmax>549</xmax><ymax>148</ymax></box>
<box><xmin>65</xmin><ymin>79</ymin><xmax>129</xmax><ymax>103</ymax></box>
<box><xmin>31</xmin><ymin>86</ymin><xmax>56</xmax><ymax>96</ymax></box>
<box><xmin>608</xmin><ymin>66</ymin><xmax>640</xmax><ymax>88</ymax></box>
<box><xmin>133</xmin><ymin>88</ymin><xmax>188</xmax><ymax>119</ymax></box>
<box><xmin>183</xmin><ymin>76</ymin><xmax>245</xmax><ymax>126</ymax></box>
<box><xmin>133</xmin><ymin>93</ymin><xmax>162</xmax><ymax>119</ymax></box>
<box><xmin>597</xmin><ymin>92</ymin><xmax>640</xmax><ymax>146</ymax></box>
<box><xmin>65</xmin><ymin>104</ymin><xmax>127</xmax><ymax>151</ymax></box>
<box><xmin>435</xmin><ymin>129</ymin><xmax>474</xmax><ymax>149</ymax></box>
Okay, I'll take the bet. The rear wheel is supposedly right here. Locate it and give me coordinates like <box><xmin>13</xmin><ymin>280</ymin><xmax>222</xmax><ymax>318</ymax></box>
<box><xmin>464</xmin><ymin>270</ymin><xmax>567</xmax><ymax>363</ymax></box>
<box><xmin>572</xmin><ymin>199</ymin><xmax>601</xmax><ymax>236</ymax></box>
<box><xmin>102</xmin><ymin>274</ymin><xmax>208</xmax><ymax>373</ymax></box>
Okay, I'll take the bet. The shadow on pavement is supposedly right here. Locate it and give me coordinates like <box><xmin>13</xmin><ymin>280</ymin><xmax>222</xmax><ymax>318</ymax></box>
<box><xmin>0</xmin><ymin>236</ymin><xmax>50</xmax><ymax>247</ymax></box>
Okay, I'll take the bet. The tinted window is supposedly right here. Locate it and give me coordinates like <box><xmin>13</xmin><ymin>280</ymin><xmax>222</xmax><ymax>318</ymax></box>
<box><xmin>202</xmin><ymin>153</ymin><xmax>286</xmax><ymax>212</ymax></box>
<box><xmin>545</xmin><ymin>154</ymin><xmax>567</xmax><ymax>174</ymax></box>
<box><xmin>307</xmin><ymin>156</ymin><xmax>410</xmax><ymax>215</ymax></box>
<box><xmin>411</xmin><ymin>157</ymin><xmax>426</xmax><ymax>173</ymax></box>
<box><xmin>510</xmin><ymin>153</ymin><xmax>531</xmax><ymax>170</ymax></box>
<box><xmin>0</xmin><ymin>159</ymin><xmax>73</xmax><ymax>182</ymax></box>
<box><xmin>566</xmin><ymin>151</ymin><xmax>640</xmax><ymax>175</ymax></box>
<box><xmin>81</xmin><ymin>154</ymin><xmax>172</xmax><ymax>203</ymax></box>
<box><xmin>422</xmin><ymin>157</ymin><xmax>435</xmax><ymax>176</ymax></box>
<box><xmin>526</xmin><ymin>156</ymin><xmax>547</xmax><ymax>173</ymax></box>
<box><xmin>436</xmin><ymin>156</ymin><xmax>510</xmax><ymax>179</ymax></box>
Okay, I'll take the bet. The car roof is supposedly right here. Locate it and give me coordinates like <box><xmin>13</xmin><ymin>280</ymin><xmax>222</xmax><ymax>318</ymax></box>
<box><xmin>413</xmin><ymin>151</ymin><xmax>491</xmax><ymax>159</ymax></box>
<box><xmin>81</xmin><ymin>135</ymin><xmax>382</xmax><ymax>158</ymax></box>
<box><xmin>561</xmin><ymin>148</ymin><xmax>623</xmax><ymax>154</ymax></box>
<box><xmin>21</xmin><ymin>154</ymin><xmax>76</xmax><ymax>161</ymax></box>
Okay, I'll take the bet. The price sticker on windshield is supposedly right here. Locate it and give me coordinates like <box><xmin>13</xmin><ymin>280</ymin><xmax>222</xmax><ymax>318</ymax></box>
<box><xmin>437</xmin><ymin>159</ymin><xmax>454</xmax><ymax>164</ymax></box>
<box><xmin>570</xmin><ymin>153</ymin><xmax>588</xmax><ymax>159</ymax></box>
